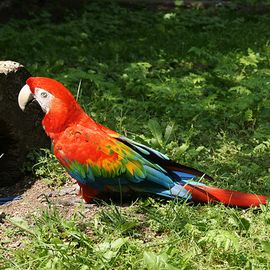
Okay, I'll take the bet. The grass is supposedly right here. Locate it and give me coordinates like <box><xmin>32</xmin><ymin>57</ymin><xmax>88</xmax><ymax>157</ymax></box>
<box><xmin>2</xmin><ymin>202</ymin><xmax>270</xmax><ymax>269</ymax></box>
<box><xmin>1</xmin><ymin>1</ymin><xmax>270</xmax><ymax>269</ymax></box>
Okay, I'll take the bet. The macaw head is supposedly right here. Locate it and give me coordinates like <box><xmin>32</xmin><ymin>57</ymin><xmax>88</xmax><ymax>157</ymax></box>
<box><xmin>18</xmin><ymin>77</ymin><xmax>84</xmax><ymax>135</ymax></box>
<box><xmin>18</xmin><ymin>77</ymin><xmax>78</xmax><ymax>112</ymax></box>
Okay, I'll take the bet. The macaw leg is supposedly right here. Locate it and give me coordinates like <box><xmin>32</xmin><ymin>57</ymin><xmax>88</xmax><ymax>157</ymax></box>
<box><xmin>78</xmin><ymin>182</ymin><xmax>99</xmax><ymax>203</ymax></box>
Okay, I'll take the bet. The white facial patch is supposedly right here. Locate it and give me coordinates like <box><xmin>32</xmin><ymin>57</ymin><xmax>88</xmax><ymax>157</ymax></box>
<box><xmin>34</xmin><ymin>88</ymin><xmax>54</xmax><ymax>113</ymax></box>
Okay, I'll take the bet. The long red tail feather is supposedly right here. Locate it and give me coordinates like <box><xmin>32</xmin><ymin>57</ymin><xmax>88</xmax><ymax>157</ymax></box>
<box><xmin>185</xmin><ymin>184</ymin><xmax>268</xmax><ymax>207</ymax></box>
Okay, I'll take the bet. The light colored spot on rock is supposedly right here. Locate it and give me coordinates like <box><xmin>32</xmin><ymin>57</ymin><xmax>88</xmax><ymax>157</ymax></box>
<box><xmin>0</xmin><ymin>61</ymin><xmax>23</xmax><ymax>75</ymax></box>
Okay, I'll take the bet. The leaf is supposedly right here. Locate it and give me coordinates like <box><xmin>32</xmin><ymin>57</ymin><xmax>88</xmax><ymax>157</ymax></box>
<box><xmin>232</xmin><ymin>216</ymin><xmax>251</xmax><ymax>231</ymax></box>
<box><xmin>253</xmin><ymin>140</ymin><xmax>270</xmax><ymax>154</ymax></box>
<box><xmin>137</xmin><ymin>62</ymin><xmax>152</xmax><ymax>70</ymax></box>
<box><xmin>188</xmin><ymin>46</ymin><xmax>203</xmax><ymax>57</ymax></box>
<box><xmin>164</xmin><ymin>123</ymin><xmax>175</xmax><ymax>145</ymax></box>
<box><xmin>50</xmin><ymin>237</ymin><xmax>62</xmax><ymax>245</ymax></box>
<box><xmin>80</xmin><ymin>266</ymin><xmax>90</xmax><ymax>270</ymax></box>
<box><xmin>174</xmin><ymin>0</ymin><xmax>184</xmax><ymax>7</ymax></box>
<box><xmin>195</xmin><ymin>146</ymin><xmax>205</xmax><ymax>153</ymax></box>
<box><xmin>229</xmin><ymin>86</ymin><xmax>251</xmax><ymax>95</ymax></box>
<box><xmin>239</xmin><ymin>48</ymin><xmax>263</xmax><ymax>67</ymax></box>
<box><xmin>199</xmin><ymin>229</ymin><xmax>239</xmax><ymax>251</ymax></box>
<box><xmin>95</xmin><ymin>237</ymin><xmax>128</xmax><ymax>261</ymax></box>
<box><xmin>110</xmin><ymin>237</ymin><xmax>128</xmax><ymax>249</ymax></box>
<box><xmin>189</xmin><ymin>73</ymin><xmax>205</xmax><ymax>85</ymax></box>
<box><xmin>45</xmin><ymin>257</ymin><xmax>59</xmax><ymax>270</ymax></box>
<box><xmin>9</xmin><ymin>217</ymin><xmax>34</xmax><ymax>235</ymax></box>
<box><xmin>244</xmin><ymin>109</ymin><xmax>254</xmax><ymax>123</ymax></box>
<box><xmin>148</xmin><ymin>119</ymin><xmax>163</xmax><ymax>147</ymax></box>
<box><xmin>175</xmin><ymin>143</ymin><xmax>189</xmax><ymax>156</ymax></box>
<box><xmin>164</xmin><ymin>13</ymin><xmax>176</xmax><ymax>20</ymax></box>
<box><xmin>262</xmin><ymin>241</ymin><xmax>270</xmax><ymax>255</ymax></box>
<box><xmin>143</xmin><ymin>252</ymin><xmax>178</xmax><ymax>270</ymax></box>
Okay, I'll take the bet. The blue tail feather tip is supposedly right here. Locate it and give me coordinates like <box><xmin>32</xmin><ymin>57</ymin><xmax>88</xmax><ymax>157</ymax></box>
<box><xmin>0</xmin><ymin>195</ymin><xmax>22</xmax><ymax>205</ymax></box>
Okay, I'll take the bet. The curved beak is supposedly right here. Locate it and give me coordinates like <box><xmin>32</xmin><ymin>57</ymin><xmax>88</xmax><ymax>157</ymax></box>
<box><xmin>18</xmin><ymin>84</ymin><xmax>34</xmax><ymax>111</ymax></box>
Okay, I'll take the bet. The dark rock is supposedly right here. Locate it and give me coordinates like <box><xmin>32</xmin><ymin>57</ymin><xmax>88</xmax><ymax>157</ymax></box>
<box><xmin>59</xmin><ymin>186</ymin><xmax>78</xmax><ymax>196</ymax></box>
<box><xmin>0</xmin><ymin>211</ymin><xmax>6</xmax><ymax>223</ymax></box>
<box><xmin>0</xmin><ymin>60</ymin><xmax>50</xmax><ymax>187</ymax></box>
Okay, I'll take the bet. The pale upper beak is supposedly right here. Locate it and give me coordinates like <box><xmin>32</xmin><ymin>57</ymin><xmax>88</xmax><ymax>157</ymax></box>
<box><xmin>18</xmin><ymin>84</ymin><xmax>34</xmax><ymax>111</ymax></box>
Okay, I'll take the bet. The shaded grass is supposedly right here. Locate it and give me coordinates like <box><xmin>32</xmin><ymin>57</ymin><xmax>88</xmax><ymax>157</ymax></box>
<box><xmin>1</xmin><ymin>1</ymin><xmax>270</xmax><ymax>269</ymax></box>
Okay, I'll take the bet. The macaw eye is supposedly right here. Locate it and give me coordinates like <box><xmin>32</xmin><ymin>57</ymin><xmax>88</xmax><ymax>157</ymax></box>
<box><xmin>40</xmin><ymin>92</ymin><xmax>48</xmax><ymax>98</ymax></box>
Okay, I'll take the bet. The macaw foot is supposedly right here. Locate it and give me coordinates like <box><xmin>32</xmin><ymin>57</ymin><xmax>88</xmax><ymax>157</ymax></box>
<box><xmin>78</xmin><ymin>182</ymin><xmax>99</xmax><ymax>203</ymax></box>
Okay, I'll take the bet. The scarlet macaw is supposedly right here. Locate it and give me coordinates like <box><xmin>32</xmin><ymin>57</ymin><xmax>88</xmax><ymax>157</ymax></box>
<box><xmin>18</xmin><ymin>77</ymin><xmax>268</xmax><ymax>207</ymax></box>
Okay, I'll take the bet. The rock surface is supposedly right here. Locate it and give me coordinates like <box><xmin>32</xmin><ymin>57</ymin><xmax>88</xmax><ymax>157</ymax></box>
<box><xmin>0</xmin><ymin>60</ymin><xmax>50</xmax><ymax>186</ymax></box>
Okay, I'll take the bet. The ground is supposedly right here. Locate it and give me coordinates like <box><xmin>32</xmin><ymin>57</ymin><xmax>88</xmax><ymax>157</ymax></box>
<box><xmin>0</xmin><ymin>177</ymin><xmax>80</xmax><ymax>219</ymax></box>
<box><xmin>0</xmin><ymin>176</ymin><xmax>100</xmax><ymax>251</ymax></box>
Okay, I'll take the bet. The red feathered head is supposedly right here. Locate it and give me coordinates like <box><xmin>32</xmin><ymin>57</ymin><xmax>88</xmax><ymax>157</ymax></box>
<box><xmin>18</xmin><ymin>77</ymin><xmax>84</xmax><ymax>135</ymax></box>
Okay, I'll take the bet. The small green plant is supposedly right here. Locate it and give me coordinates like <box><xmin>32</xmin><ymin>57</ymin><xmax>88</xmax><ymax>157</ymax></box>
<box><xmin>32</xmin><ymin>149</ymin><xmax>68</xmax><ymax>186</ymax></box>
<box><xmin>141</xmin><ymin>118</ymin><xmax>176</xmax><ymax>150</ymax></box>
<box><xmin>98</xmin><ymin>204</ymin><xmax>139</xmax><ymax>236</ymax></box>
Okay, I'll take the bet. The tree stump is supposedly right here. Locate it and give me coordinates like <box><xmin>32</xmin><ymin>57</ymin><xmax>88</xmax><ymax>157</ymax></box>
<box><xmin>0</xmin><ymin>61</ymin><xmax>50</xmax><ymax>187</ymax></box>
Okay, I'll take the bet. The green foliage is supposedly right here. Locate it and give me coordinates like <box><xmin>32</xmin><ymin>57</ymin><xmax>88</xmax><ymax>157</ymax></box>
<box><xmin>143</xmin><ymin>251</ymin><xmax>179</xmax><ymax>270</ymax></box>
<box><xmin>31</xmin><ymin>149</ymin><xmax>67</xmax><ymax>187</ymax></box>
<box><xmin>98</xmin><ymin>204</ymin><xmax>139</xmax><ymax>236</ymax></box>
<box><xmin>1</xmin><ymin>2</ymin><xmax>270</xmax><ymax>269</ymax></box>
<box><xmin>2</xmin><ymin>203</ymin><xmax>270</xmax><ymax>269</ymax></box>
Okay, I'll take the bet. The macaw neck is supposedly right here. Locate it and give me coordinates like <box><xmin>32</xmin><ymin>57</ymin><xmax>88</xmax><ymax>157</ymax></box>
<box><xmin>42</xmin><ymin>101</ymin><xmax>96</xmax><ymax>141</ymax></box>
